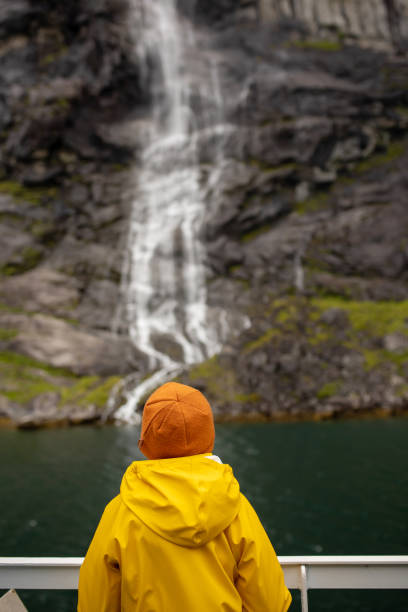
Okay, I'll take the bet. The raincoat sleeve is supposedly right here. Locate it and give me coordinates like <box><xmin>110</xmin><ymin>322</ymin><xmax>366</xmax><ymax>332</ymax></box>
<box><xmin>226</xmin><ymin>495</ymin><xmax>292</xmax><ymax>612</ymax></box>
<box><xmin>77</xmin><ymin>497</ymin><xmax>122</xmax><ymax>612</ymax></box>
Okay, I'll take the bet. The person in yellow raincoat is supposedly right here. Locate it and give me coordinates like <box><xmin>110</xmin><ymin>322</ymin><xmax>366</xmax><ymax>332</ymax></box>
<box><xmin>77</xmin><ymin>382</ymin><xmax>292</xmax><ymax>612</ymax></box>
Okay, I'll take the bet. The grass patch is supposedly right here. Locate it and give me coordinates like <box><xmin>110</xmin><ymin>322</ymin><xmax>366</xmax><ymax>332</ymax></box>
<box><xmin>0</xmin><ymin>328</ymin><xmax>19</xmax><ymax>341</ymax></box>
<box><xmin>0</xmin><ymin>350</ymin><xmax>62</xmax><ymax>404</ymax></box>
<box><xmin>294</xmin><ymin>140</ymin><xmax>405</xmax><ymax>216</ymax></box>
<box><xmin>0</xmin><ymin>303</ymin><xmax>25</xmax><ymax>314</ymax></box>
<box><xmin>309</xmin><ymin>330</ymin><xmax>332</xmax><ymax>345</ymax></box>
<box><xmin>313</xmin><ymin>298</ymin><xmax>408</xmax><ymax>338</ymax></box>
<box><xmin>0</xmin><ymin>212</ymin><xmax>23</xmax><ymax>224</ymax></box>
<box><xmin>4</xmin><ymin>380</ymin><xmax>57</xmax><ymax>404</ymax></box>
<box><xmin>275</xmin><ymin>299</ymin><xmax>299</xmax><ymax>323</ymax></box>
<box><xmin>190</xmin><ymin>355</ymin><xmax>223</xmax><ymax>381</ymax></box>
<box><xmin>246</xmin><ymin>296</ymin><xmax>408</xmax><ymax>358</ymax></box>
<box><xmin>241</xmin><ymin>225</ymin><xmax>272</xmax><ymax>243</ymax></box>
<box><xmin>0</xmin><ymin>351</ymin><xmax>76</xmax><ymax>378</ymax></box>
<box><xmin>30</xmin><ymin>220</ymin><xmax>55</xmax><ymax>239</ymax></box>
<box><xmin>112</xmin><ymin>163</ymin><xmax>128</xmax><ymax>172</ymax></box>
<box><xmin>228</xmin><ymin>264</ymin><xmax>242</xmax><ymax>275</ymax></box>
<box><xmin>0</xmin><ymin>349</ymin><xmax>122</xmax><ymax>410</ymax></box>
<box><xmin>317</xmin><ymin>381</ymin><xmax>342</xmax><ymax>399</ymax></box>
<box><xmin>295</xmin><ymin>191</ymin><xmax>329</xmax><ymax>215</ymax></box>
<box><xmin>59</xmin><ymin>376</ymin><xmax>100</xmax><ymax>405</ymax></box>
<box><xmin>189</xmin><ymin>355</ymin><xmax>239</xmax><ymax>402</ymax></box>
<box><xmin>243</xmin><ymin>298</ymin><xmax>303</xmax><ymax>352</ymax></box>
<box><xmin>354</xmin><ymin>142</ymin><xmax>405</xmax><ymax>174</ymax></box>
<box><xmin>80</xmin><ymin>376</ymin><xmax>121</xmax><ymax>408</ymax></box>
<box><xmin>363</xmin><ymin>349</ymin><xmax>408</xmax><ymax>371</ymax></box>
<box><xmin>234</xmin><ymin>393</ymin><xmax>261</xmax><ymax>403</ymax></box>
<box><xmin>56</xmin><ymin>97</ymin><xmax>70</xmax><ymax>110</ymax></box>
<box><xmin>244</xmin><ymin>328</ymin><xmax>280</xmax><ymax>352</ymax></box>
<box><xmin>396</xmin><ymin>384</ymin><xmax>408</xmax><ymax>397</ymax></box>
<box><xmin>292</xmin><ymin>39</ymin><xmax>342</xmax><ymax>52</ymax></box>
<box><xmin>396</xmin><ymin>107</ymin><xmax>408</xmax><ymax>120</ymax></box>
<box><xmin>0</xmin><ymin>181</ymin><xmax>57</xmax><ymax>206</ymax></box>
<box><xmin>39</xmin><ymin>45</ymin><xmax>68</xmax><ymax>66</ymax></box>
<box><xmin>0</xmin><ymin>247</ymin><xmax>44</xmax><ymax>276</ymax></box>
<box><xmin>59</xmin><ymin>375</ymin><xmax>121</xmax><ymax>409</ymax></box>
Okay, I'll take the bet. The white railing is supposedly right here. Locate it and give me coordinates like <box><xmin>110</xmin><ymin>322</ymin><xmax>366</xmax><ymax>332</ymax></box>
<box><xmin>1</xmin><ymin>556</ymin><xmax>407</xmax><ymax>612</ymax></box>
<box><xmin>279</xmin><ymin>556</ymin><xmax>408</xmax><ymax>612</ymax></box>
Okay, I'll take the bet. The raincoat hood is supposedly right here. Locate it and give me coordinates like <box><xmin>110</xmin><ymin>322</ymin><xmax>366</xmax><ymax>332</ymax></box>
<box><xmin>120</xmin><ymin>454</ymin><xmax>241</xmax><ymax>548</ymax></box>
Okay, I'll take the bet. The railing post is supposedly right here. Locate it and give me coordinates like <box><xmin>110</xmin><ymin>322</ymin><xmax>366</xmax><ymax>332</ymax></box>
<box><xmin>300</xmin><ymin>564</ymin><xmax>309</xmax><ymax>612</ymax></box>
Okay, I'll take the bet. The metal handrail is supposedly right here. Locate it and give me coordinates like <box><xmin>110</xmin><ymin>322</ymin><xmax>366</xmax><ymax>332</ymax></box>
<box><xmin>1</xmin><ymin>556</ymin><xmax>407</xmax><ymax>612</ymax></box>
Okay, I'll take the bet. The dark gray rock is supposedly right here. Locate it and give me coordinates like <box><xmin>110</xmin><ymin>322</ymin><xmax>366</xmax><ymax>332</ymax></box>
<box><xmin>0</xmin><ymin>268</ymin><xmax>80</xmax><ymax>315</ymax></box>
<box><xmin>2</xmin><ymin>312</ymin><xmax>141</xmax><ymax>376</ymax></box>
<box><xmin>21</xmin><ymin>163</ymin><xmax>63</xmax><ymax>186</ymax></box>
<box><xmin>74</xmin><ymin>279</ymin><xmax>120</xmax><ymax>330</ymax></box>
<box><xmin>0</xmin><ymin>224</ymin><xmax>40</xmax><ymax>269</ymax></box>
<box><xmin>0</xmin><ymin>1</ymin><xmax>37</xmax><ymax>37</ymax></box>
<box><xmin>65</xmin><ymin>183</ymin><xmax>90</xmax><ymax>208</ymax></box>
<box><xmin>383</xmin><ymin>333</ymin><xmax>408</xmax><ymax>353</ymax></box>
<box><xmin>1</xmin><ymin>0</ymin><xmax>408</xmax><ymax>425</ymax></box>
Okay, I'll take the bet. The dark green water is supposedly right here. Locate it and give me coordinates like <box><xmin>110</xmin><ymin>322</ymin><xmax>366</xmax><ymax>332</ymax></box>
<box><xmin>1</xmin><ymin>418</ymin><xmax>407</xmax><ymax>611</ymax></box>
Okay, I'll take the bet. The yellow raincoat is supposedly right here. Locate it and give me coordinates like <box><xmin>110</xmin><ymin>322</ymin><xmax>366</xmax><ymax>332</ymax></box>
<box><xmin>77</xmin><ymin>454</ymin><xmax>291</xmax><ymax>611</ymax></box>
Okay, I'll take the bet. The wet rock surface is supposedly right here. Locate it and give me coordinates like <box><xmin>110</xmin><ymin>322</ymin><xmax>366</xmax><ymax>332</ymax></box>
<box><xmin>0</xmin><ymin>0</ymin><xmax>407</xmax><ymax>425</ymax></box>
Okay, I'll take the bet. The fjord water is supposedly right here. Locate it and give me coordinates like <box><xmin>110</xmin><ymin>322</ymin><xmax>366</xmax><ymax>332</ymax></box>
<box><xmin>1</xmin><ymin>418</ymin><xmax>407</xmax><ymax>611</ymax></box>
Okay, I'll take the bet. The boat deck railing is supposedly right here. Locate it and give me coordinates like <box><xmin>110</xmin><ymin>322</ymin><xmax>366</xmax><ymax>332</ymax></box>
<box><xmin>1</xmin><ymin>556</ymin><xmax>407</xmax><ymax>612</ymax></box>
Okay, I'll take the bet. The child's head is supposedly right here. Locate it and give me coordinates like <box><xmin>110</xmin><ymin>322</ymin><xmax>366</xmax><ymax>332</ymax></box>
<box><xmin>138</xmin><ymin>382</ymin><xmax>215</xmax><ymax>459</ymax></box>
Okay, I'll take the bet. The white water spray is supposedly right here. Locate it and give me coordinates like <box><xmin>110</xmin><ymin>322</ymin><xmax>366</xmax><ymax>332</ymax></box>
<box><xmin>114</xmin><ymin>0</ymin><xmax>227</xmax><ymax>422</ymax></box>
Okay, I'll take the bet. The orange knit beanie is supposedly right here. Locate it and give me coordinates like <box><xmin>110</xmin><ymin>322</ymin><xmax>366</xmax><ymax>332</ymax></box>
<box><xmin>138</xmin><ymin>382</ymin><xmax>215</xmax><ymax>460</ymax></box>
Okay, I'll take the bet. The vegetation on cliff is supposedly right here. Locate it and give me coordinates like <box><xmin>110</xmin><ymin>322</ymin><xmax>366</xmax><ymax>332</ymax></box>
<box><xmin>0</xmin><ymin>0</ymin><xmax>407</xmax><ymax>426</ymax></box>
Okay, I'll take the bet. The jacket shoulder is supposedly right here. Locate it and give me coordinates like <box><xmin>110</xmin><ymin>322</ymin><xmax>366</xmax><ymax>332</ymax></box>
<box><xmin>223</xmin><ymin>492</ymin><xmax>276</xmax><ymax>564</ymax></box>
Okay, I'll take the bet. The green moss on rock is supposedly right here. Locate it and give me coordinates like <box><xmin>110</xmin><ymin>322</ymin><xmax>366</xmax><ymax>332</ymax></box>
<box><xmin>0</xmin><ymin>328</ymin><xmax>19</xmax><ymax>341</ymax></box>
<box><xmin>59</xmin><ymin>376</ymin><xmax>100</xmax><ymax>405</ymax></box>
<box><xmin>0</xmin><ymin>181</ymin><xmax>57</xmax><ymax>206</ymax></box>
<box><xmin>241</xmin><ymin>225</ymin><xmax>272</xmax><ymax>243</ymax></box>
<box><xmin>0</xmin><ymin>349</ymin><xmax>123</xmax><ymax>418</ymax></box>
<box><xmin>308</xmin><ymin>329</ymin><xmax>332</xmax><ymax>345</ymax></box>
<box><xmin>317</xmin><ymin>381</ymin><xmax>342</xmax><ymax>399</ymax></box>
<box><xmin>313</xmin><ymin>298</ymin><xmax>408</xmax><ymax>338</ymax></box>
<box><xmin>59</xmin><ymin>375</ymin><xmax>121</xmax><ymax>408</ymax></box>
<box><xmin>234</xmin><ymin>393</ymin><xmax>261</xmax><ymax>403</ymax></box>
<box><xmin>244</xmin><ymin>328</ymin><xmax>280</xmax><ymax>352</ymax></box>
<box><xmin>0</xmin><ymin>351</ymin><xmax>61</xmax><ymax>404</ymax></box>
<box><xmin>396</xmin><ymin>384</ymin><xmax>408</xmax><ymax>398</ymax></box>
<box><xmin>80</xmin><ymin>377</ymin><xmax>121</xmax><ymax>408</ymax></box>
<box><xmin>363</xmin><ymin>349</ymin><xmax>408</xmax><ymax>372</ymax></box>
<box><xmin>295</xmin><ymin>191</ymin><xmax>329</xmax><ymax>215</ymax></box>
<box><xmin>4</xmin><ymin>380</ymin><xmax>57</xmax><ymax>404</ymax></box>
<box><xmin>0</xmin><ymin>246</ymin><xmax>44</xmax><ymax>276</ymax></box>
<box><xmin>292</xmin><ymin>39</ymin><xmax>343</xmax><ymax>52</ymax></box>
<box><xmin>396</xmin><ymin>107</ymin><xmax>408</xmax><ymax>119</ymax></box>
<box><xmin>0</xmin><ymin>303</ymin><xmax>25</xmax><ymax>314</ymax></box>
<box><xmin>354</xmin><ymin>142</ymin><xmax>405</xmax><ymax>174</ymax></box>
<box><xmin>0</xmin><ymin>350</ymin><xmax>76</xmax><ymax>377</ymax></box>
<box><xmin>189</xmin><ymin>355</ymin><xmax>239</xmax><ymax>403</ymax></box>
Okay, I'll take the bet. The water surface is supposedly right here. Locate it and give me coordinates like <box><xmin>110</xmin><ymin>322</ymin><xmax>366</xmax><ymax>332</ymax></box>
<box><xmin>1</xmin><ymin>418</ymin><xmax>407</xmax><ymax>611</ymax></box>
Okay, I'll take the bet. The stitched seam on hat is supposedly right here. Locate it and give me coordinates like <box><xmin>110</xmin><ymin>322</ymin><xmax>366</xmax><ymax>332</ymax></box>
<box><xmin>141</xmin><ymin>402</ymin><xmax>176</xmax><ymax>439</ymax></box>
<box><xmin>145</xmin><ymin>397</ymin><xmax>179</xmax><ymax>406</ymax></box>
<box><xmin>179</xmin><ymin>397</ymin><xmax>208</xmax><ymax>414</ymax></box>
<box><xmin>181</xmin><ymin>404</ymin><xmax>189</xmax><ymax>448</ymax></box>
<box><xmin>180</xmin><ymin>390</ymin><xmax>199</xmax><ymax>402</ymax></box>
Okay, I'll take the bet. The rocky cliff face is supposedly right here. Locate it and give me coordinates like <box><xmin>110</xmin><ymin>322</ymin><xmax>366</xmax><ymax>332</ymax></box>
<box><xmin>0</xmin><ymin>0</ymin><xmax>146</xmax><ymax>425</ymax></box>
<box><xmin>0</xmin><ymin>0</ymin><xmax>407</xmax><ymax>426</ymax></box>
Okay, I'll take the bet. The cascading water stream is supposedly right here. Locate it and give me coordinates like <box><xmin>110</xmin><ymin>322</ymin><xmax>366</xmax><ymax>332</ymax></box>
<box><xmin>114</xmin><ymin>0</ymin><xmax>226</xmax><ymax>422</ymax></box>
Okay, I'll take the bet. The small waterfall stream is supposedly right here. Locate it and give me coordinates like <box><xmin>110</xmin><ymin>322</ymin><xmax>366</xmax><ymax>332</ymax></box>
<box><xmin>114</xmin><ymin>0</ymin><xmax>226</xmax><ymax>422</ymax></box>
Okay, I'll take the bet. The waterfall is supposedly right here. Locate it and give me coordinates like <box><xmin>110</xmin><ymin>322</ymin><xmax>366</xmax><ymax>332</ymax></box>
<box><xmin>114</xmin><ymin>0</ymin><xmax>225</xmax><ymax>423</ymax></box>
